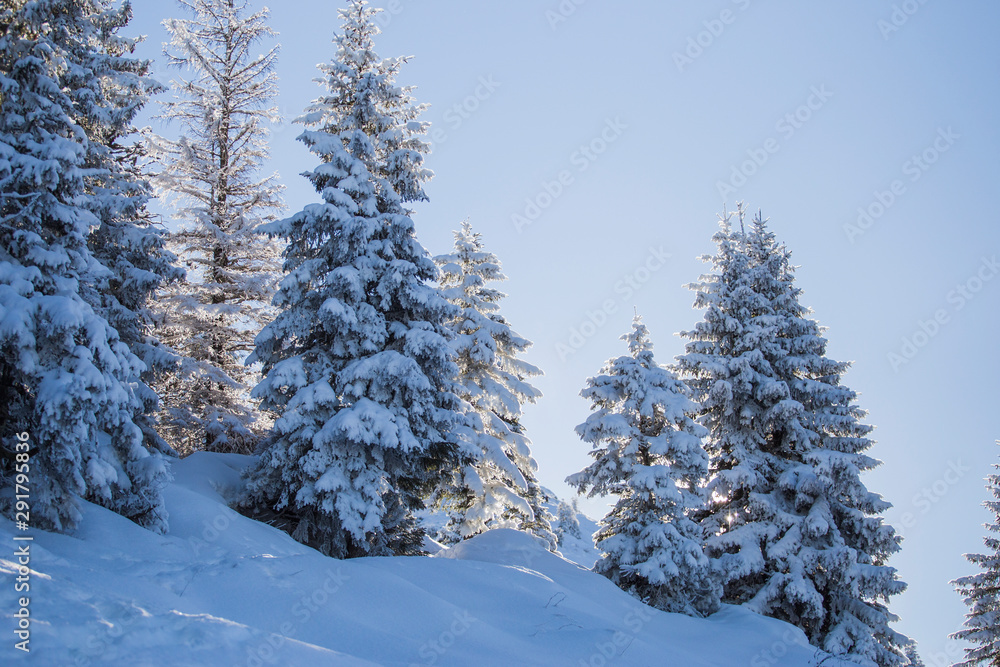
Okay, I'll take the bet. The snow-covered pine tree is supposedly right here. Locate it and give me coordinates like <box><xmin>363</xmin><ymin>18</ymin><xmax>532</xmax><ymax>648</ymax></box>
<box><xmin>0</xmin><ymin>0</ymin><xmax>169</xmax><ymax>532</ymax></box>
<box><xmin>568</xmin><ymin>315</ymin><xmax>720</xmax><ymax>616</ymax></box>
<box><xmin>678</xmin><ymin>205</ymin><xmax>908</xmax><ymax>665</ymax></box>
<box><xmin>746</xmin><ymin>211</ymin><xmax>908</xmax><ymax>663</ymax></box>
<box><xmin>83</xmin><ymin>3</ymin><xmax>183</xmax><ymax>457</ymax></box>
<box><xmin>904</xmin><ymin>643</ymin><xmax>925</xmax><ymax>667</ymax></box>
<box><xmin>951</xmin><ymin>443</ymin><xmax>1000</xmax><ymax>667</ymax></box>
<box><xmin>555</xmin><ymin>499</ymin><xmax>582</xmax><ymax>546</ymax></box>
<box><xmin>240</xmin><ymin>0</ymin><xmax>463</xmax><ymax>559</ymax></box>
<box><xmin>511</xmin><ymin>478</ymin><xmax>557</xmax><ymax>551</ymax></box>
<box><xmin>677</xmin><ymin>206</ymin><xmax>785</xmax><ymax>614</ymax></box>
<box><xmin>433</xmin><ymin>220</ymin><xmax>555</xmax><ymax>549</ymax></box>
<box><xmin>148</xmin><ymin>0</ymin><xmax>283</xmax><ymax>455</ymax></box>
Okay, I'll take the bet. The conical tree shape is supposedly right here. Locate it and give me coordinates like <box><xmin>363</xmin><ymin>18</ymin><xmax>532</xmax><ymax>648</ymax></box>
<box><xmin>678</xmin><ymin>205</ymin><xmax>908</xmax><ymax>665</ymax></box>
<box><xmin>0</xmin><ymin>0</ymin><xmax>169</xmax><ymax>532</ymax></box>
<box><xmin>433</xmin><ymin>220</ymin><xmax>555</xmax><ymax>549</ymax></box>
<box><xmin>952</xmin><ymin>443</ymin><xmax>1000</xmax><ymax>667</ymax></box>
<box><xmin>569</xmin><ymin>316</ymin><xmax>720</xmax><ymax>616</ymax></box>
<box><xmin>746</xmin><ymin>211</ymin><xmax>907</xmax><ymax>662</ymax></box>
<box><xmin>555</xmin><ymin>499</ymin><xmax>582</xmax><ymax>545</ymax></box>
<box><xmin>240</xmin><ymin>0</ymin><xmax>463</xmax><ymax>559</ymax></box>
<box><xmin>84</xmin><ymin>2</ymin><xmax>183</xmax><ymax>457</ymax></box>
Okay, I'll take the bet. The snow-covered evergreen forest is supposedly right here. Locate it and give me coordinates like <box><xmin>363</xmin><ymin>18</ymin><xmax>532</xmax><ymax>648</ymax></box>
<box><xmin>1</xmin><ymin>1</ymin><xmax>998</xmax><ymax>665</ymax></box>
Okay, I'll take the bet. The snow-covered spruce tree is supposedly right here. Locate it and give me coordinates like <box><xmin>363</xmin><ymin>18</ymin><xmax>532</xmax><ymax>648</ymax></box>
<box><xmin>678</xmin><ymin>205</ymin><xmax>908</xmax><ymax>665</ymax></box>
<box><xmin>904</xmin><ymin>643</ymin><xmax>925</xmax><ymax>667</ymax></box>
<box><xmin>568</xmin><ymin>316</ymin><xmax>720</xmax><ymax>616</ymax></box>
<box><xmin>555</xmin><ymin>498</ymin><xmax>582</xmax><ymax>546</ymax></box>
<box><xmin>239</xmin><ymin>0</ymin><xmax>463</xmax><ymax>559</ymax></box>
<box><xmin>433</xmin><ymin>220</ymin><xmax>555</xmax><ymax>549</ymax></box>
<box><xmin>748</xmin><ymin>211</ymin><xmax>908</xmax><ymax>663</ymax></box>
<box><xmin>83</xmin><ymin>3</ymin><xmax>183</xmax><ymax>457</ymax></box>
<box><xmin>951</xmin><ymin>443</ymin><xmax>1000</xmax><ymax>667</ymax></box>
<box><xmin>0</xmin><ymin>0</ymin><xmax>169</xmax><ymax>532</ymax></box>
<box><xmin>148</xmin><ymin>0</ymin><xmax>283</xmax><ymax>455</ymax></box>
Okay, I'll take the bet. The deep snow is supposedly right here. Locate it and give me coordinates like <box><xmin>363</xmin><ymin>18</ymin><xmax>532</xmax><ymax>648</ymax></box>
<box><xmin>1</xmin><ymin>453</ymin><xmax>850</xmax><ymax>666</ymax></box>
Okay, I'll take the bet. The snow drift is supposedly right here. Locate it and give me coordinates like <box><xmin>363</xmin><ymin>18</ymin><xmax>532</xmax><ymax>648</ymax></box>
<box><xmin>1</xmin><ymin>453</ymin><xmax>850</xmax><ymax>666</ymax></box>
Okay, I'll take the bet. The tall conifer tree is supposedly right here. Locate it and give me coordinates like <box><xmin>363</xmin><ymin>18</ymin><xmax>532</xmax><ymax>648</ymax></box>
<box><xmin>84</xmin><ymin>2</ymin><xmax>183</xmax><ymax>457</ymax></box>
<box><xmin>679</xmin><ymin>205</ymin><xmax>908</xmax><ymax>665</ymax></box>
<box><xmin>569</xmin><ymin>316</ymin><xmax>719</xmax><ymax>616</ymax></box>
<box><xmin>149</xmin><ymin>0</ymin><xmax>283</xmax><ymax>454</ymax></box>
<box><xmin>0</xmin><ymin>0</ymin><xmax>169</xmax><ymax>532</ymax></box>
<box><xmin>433</xmin><ymin>220</ymin><xmax>555</xmax><ymax>549</ymax></box>
<box><xmin>241</xmin><ymin>0</ymin><xmax>463</xmax><ymax>559</ymax></box>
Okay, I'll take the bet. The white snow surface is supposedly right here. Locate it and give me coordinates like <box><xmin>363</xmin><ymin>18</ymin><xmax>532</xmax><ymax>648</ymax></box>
<box><xmin>555</xmin><ymin>513</ymin><xmax>603</xmax><ymax>572</ymax></box>
<box><xmin>1</xmin><ymin>453</ymin><xmax>851</xmax><ymax>666</ymax></box>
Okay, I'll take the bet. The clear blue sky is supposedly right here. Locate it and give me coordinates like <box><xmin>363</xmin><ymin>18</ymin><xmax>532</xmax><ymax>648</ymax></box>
<box><xmin>129</xmin><ymin>1</ymin><xmax>1000</xmax><ymax>661</ymax></box>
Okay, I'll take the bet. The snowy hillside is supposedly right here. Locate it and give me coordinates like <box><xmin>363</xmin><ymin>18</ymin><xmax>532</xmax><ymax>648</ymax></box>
<box><xmin>547</xmin><ymin>496</ymin><xmax>603</xmax><ymax>571</ymax></box>
<box><xmin>2</xmin><ymin>453</ymin><xmax>851</xmax><ymax>666</ymax></box>
<box><xmin>420</xmin><ymin>489</ymin><xmax>602</xmax><ymax>570</ymax></box>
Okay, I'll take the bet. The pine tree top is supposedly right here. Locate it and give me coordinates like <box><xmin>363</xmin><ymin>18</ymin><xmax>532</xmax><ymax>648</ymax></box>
<box><xmin>571</xmin><ymin>314</ymin><xmax>707</xmax><ymax>500</ymax></box>
<box><xmin>297</xmin><ymin>0</ymin><xmax>431</xmax><ymax>207</ymax></box>
<box><xmin>623</xmin><ymin>314</ymin><xmax>653</xmax><ymax>358</ymax></box>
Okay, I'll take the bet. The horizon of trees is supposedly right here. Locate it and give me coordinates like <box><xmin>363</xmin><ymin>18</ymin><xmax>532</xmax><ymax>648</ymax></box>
<box><xmin>0</xmin><ymin>1</ymin><xmax>963</xmax><ymax>665</ymax></box>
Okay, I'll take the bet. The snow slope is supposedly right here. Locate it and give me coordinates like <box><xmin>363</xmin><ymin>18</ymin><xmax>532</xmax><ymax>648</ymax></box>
<box><xmin>555</xmin><ymin>518</ymin><xmax>603</xmax><ymax>571</ymax></box>
<box><xmin>1</xmin><ymin>453</ymin><xmax>850</xmax><ymax>666</ymax></box>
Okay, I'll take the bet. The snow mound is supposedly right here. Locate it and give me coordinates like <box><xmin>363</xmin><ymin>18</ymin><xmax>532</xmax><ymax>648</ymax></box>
<box><xmin>434</xmin><ymin>527</ymin><xmax>555</xmax><ymax>565</ymax></box>
<box><xmin>1</xmin><ymin>453</ymin><xmax>851</xmax><ymax>666</ymax></box>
